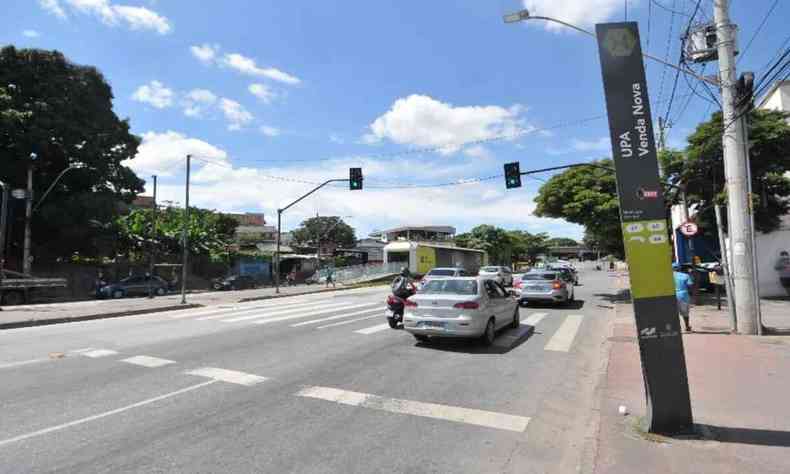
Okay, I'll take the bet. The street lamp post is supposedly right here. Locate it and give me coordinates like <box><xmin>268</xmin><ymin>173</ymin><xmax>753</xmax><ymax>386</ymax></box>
<box><xmin>22</xmin><ymin>153</ymin><xmax>36</xmax><ymax>275</ymax></box>
<box><xmin>0</xmin><ymin>180</ymin><xmax>8</xmax><ymax>294</ymax></box>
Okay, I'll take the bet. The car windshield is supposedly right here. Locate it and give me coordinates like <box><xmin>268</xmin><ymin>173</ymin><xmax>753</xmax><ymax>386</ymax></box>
<box><xmin>522</xmin><ymin>273</ymin><xmax>557</xmax><ymax>281</ymax></box>
<box><xmin>480</xmin><ymin>267</ymin><xmax>500</xmax><ymax>272</ymax></box>
<box><xmin>420</xmin><ymin>279</ymin><xmax>477</xmax><ymax>295</ymax></box>
<box><xmin>427</xmin><ymin>269</ymin><xmax>456</xmax><ymax>276</ymax></box>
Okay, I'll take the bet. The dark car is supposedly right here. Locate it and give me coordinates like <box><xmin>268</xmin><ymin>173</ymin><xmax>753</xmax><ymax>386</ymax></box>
<box><xmin>212</xmin><ymin>274</ymin><xmax>257</xmax><ymax>291</ymax></box>
<box><xmin>99</xmin><ymin>275</ymin><xmax>169</xmax><ymax>299</ymax></box>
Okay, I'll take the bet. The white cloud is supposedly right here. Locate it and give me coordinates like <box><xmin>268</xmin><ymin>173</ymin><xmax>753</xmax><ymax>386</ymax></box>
<box><xmin>367</xmin><ymin>95</ymin><xmax>528</xmax><ymax>155</ymax></box>
<box><xmin>260</xmin><ymin>126</ymin><xmax>281</xmax><ymax>137</ymax></box>
<box><xmin>40</xmin><ymin>0</ymin><xmax>171</xmax><ymax>34</ymax></box>
<box><xmin>329</xmin><ymin>133</ymin><xmax>344</xmax><ymax>144</ymax></box>
<box><xmin>248</xmin><ymin>83</ymin><xmax>276</xmax><ymax>104</ymax></box>
<box><xmin>222</xmin><ymin>53</ymin><xmax>301</xmax><ymax>85</ymax></box>
<box><xmin>123</xmin><ymin>131</ymin><xmax>229</xmax><ymax>177</ymax></box>
<box><xmin>219</xmin><ymin>98</ymin><xmax>253</xmax><ymax>131</ymax></box>
<box><xmin>132</xmin><ymin>80</ymin><xmax>174</xmax><ymax>109</ymax></box>
<box><xmin>463</xmin><ymin>145</ymin><xmax>492</xmax><ymax>160</ymax></box>
<box><xmin>522</xmin><ymin>0</ymin><xmax>622</xmax><ymax>31</ymax></box>
<box><xmin>190</xmin><ymin>44</ymin><xmax>219</xmax><ymax>65</ymax></box>
<box><xmin>182</xmin><ymin>88</ymin><xmax>217</xmax><ymax>117</ymax></box>
<box><xmin>39</xmin><ymin>0</ymin><xmax>67</xmax><ymax>19</ymax></box>
<box><xmin>23</xmin><ymin>30</ymin><xmax>41</xmax><ymax>38</ymax></box>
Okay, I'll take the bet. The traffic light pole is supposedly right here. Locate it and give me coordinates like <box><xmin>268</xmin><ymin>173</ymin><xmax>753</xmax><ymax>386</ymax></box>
<box><xmin>274</xmin><ymin>179</ymin><xmax>349</xmax><ymax>294</ymax></box>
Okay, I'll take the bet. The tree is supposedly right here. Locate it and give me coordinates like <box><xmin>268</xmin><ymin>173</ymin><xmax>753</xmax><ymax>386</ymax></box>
<box><xmin>661</xmin><ymin>109</ymin><xmax>790</xmax><ymax>241</ymax></box>
<box><xmin>290</xmin><ymin>216</ymin><xmax>356</xmax><ymax>249</ymax></box>
<box><xmin>0</xmin><ymin>46</ymin><xmax>145</xmax><ymax>263</ymax></box>
<box><xmin>533</xmin><ymin>159</ymin><xmax>623</xmax><ymax>257</ymax></box>
<box><xmin>114</xmin><ymin>207</ymin><xmax>239</xmax><ymax>263</ymax></box>
<box><xmin>456</xmin><ymin>225</ymin><xmax>512</xmax><ymax>265</ymax></box>
<box><xmin>546</xmin><ymin>237</ymin><xmax>579</xmax><ymax>247</ymax></box>
<box><xmin>508</xmin><ymin>230</ymin><xmax>549</xmax><ymax>264</ymax></box>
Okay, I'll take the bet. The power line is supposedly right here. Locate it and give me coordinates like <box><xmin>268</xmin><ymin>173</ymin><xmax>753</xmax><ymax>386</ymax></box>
<box><xmin>737</xmin><ymin>0</ymin><xmax>779</xmax><ymax>65</ymax></box>
<box><xmin>662</xmin><ymin>0</ymin><xmax>701</xmax><ymax>126</ymax></box>
<box><xmin>656</xmin><ymin>0</ymin><xmax>679</xmax><ymax>115</ymax></box>
<box><xmin>650</xmin><ymin>0</ymin><xmax>693</xmax><ymax>16</ymax></box>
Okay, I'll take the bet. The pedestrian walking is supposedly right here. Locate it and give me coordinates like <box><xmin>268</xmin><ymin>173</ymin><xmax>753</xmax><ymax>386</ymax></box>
<box><xmin>673</xmin><ymin>263</ymin><xmax>694</xmax><ymax>332</ymax></box>
<box><xmin>325</xmin><ymin>266</ymin><xmax>335</xmax><ymax>288</ymax></box>
<box><xmin>774</xmin><ymin>250</ymin><xmax>790</xmax><ymax>296</ymax></box>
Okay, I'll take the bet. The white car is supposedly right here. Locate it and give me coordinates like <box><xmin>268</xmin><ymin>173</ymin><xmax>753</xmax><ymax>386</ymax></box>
<box><xmin>403</xmin><ymin>277</ymin><xmax>519</xmax><ymax>346</ymax></box>
<box><xmin>478</xmin><ymin>266</ymin><xmax>514</xmax><ymax>287</ymax></box>
<box><xmin>419</xmin><ymin>267</ymin><xmax>469</xmax><ymax>288</ymax></box>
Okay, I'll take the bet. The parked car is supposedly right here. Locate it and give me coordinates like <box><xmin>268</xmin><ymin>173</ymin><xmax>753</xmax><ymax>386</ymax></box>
<box><xmin>403</xmin><ymin>277</ymin><xmax>519</xmax><ymax>346</ymax></box>
<box><xmin>98</xmin><ymin>275</ymin><xmax>169</xmax><ymax>299</ymax></box>
<box><xmin>419</xmin><ymin>267</ymin><xmax>469</xmax><ymax>288</ymax></box>
<box><xmin>212</xmin><ymin>274</ymin><xmax>257</xmax><ymax>291</ymax></box>
<box><xmin>478</xmin><ymin>266</ymin><xmax>514</xmax><ymax>287</ymax></box>
<box><xmin>517</xmin><ymin>271</ymin><xmax>574</xmax><ymax>306</ymax></box>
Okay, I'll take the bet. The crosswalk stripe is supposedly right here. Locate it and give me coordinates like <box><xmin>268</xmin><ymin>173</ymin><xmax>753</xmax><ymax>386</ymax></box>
<box><xmin>252</xmin><ymin>303</ymin><xmax>381</xmax><ymax>325</ymax></box>
<box><xmin>185</xmin><ymin>367</ymin><xmax>267</xmax><ymax>386</ymax></box>
<box><xmin>221</xmin><ymin>301</ymin><xmax>357</xmax><ymax>323</ymax></box>
<box><xmin>291</xmin><ymin>308</ymin><xmax>381</xmax><ymax>327</ymax></box>
<box><xmin>297</xmin><ymin>386</ymin><xmax>530</xmax><ymax>432</ymax></box>
<box><xmin>316</xmin><ymin>313</ymin><xmax>381</xmax><ymax>330</ymax></box>
<box><xmin>80</xmin><ymin>349</ymin><xmax>118</xmax><ymax>358</ymax></box>
<box><xmin>544</xmin><ymin>315</ymin><xmax>584</xmax><ymax>352</ymax></box>
<box><xmin>354</xmin><ymin>323</ymin><xmax>390</xmax><ymax>335</ymax></box>
<box><xmin>521</xmin><ymin>312</ymin><xmax>547</xmax><ymax>326</ymax></box>
<box><xmin>169</xmin><ymin>294</ymin><xmax>342</xmax><ymax>320</ymax></box>
<box><xmin>197</xmin><ymin>299</ymin><xmax>344</xmax><ymax>321</ymax></box>
<box><xmin>121</xmin><ymin>356</ymin><xmax>176</xmax><ymax>368</ymax></box>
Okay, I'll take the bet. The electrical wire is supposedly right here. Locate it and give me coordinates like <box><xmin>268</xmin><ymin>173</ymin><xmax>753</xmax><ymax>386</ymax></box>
<box><xmin>650</xmin><ymin>0</ymin><xmax>693</xmax><ymax>16</ymax></box>
<box><xmin>662</xmin><ymin>0</ymin><xmax>701</xmax><ymax>126</ymax></box>
<box><xmin>737</xmin><ymin>0</ymin><xmax>780</xmax><ymax>65</ymax></box>
<box><xmin>656</xmin><ymin>0</ymin><xmax>679</xmax><ymax>110</ymax></box>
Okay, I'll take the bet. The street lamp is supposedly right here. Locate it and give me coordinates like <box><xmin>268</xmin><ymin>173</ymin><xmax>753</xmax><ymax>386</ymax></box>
<box><xmin>502</xmin><ymin>8</ymin><xmax>718</xmax><ymax>86</ymax></box>
<box><xmin>32</xmin><ymin>162</ymin><xmax>86</xmax><ymax>213</ymax></box>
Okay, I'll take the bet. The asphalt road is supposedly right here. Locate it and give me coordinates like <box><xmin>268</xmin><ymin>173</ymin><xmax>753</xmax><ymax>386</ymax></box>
<box><xmin>0</xmin><ymin>269</ymin><xmax>616</xmax><ymax>474</ymax></box>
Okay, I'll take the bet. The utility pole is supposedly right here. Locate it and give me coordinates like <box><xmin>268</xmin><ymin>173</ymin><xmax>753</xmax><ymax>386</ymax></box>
<box><xmin>275</xmin><ymin>210</ymin><xmax>282</xmax><ymax>293</ymax></box>
<box><xmin>22</xmin><ymin>153</ymin><xmax>36</xmax><ymax>275</ymax></box>
<box><xmin>180</xmin><ymin>156</ymin><xmax>191</xmax><ymax>304</ymax></box>
<box><xmin>714</xmin><ymin>0</ymin><xmax>758</xmax><ymax>334</ymax></box>
<box><xmin>715</xmin><ymin>204</ymin><xmax>737</xmax><ymax>332</ymax></box>
<box><xmin>0</xmin><ymin>180</ymin><xmax>8</xmax><ymax>306</ymax></box>
<box><xmin>148</xmin><ymin>175</ymin><xmax>158</xmax><ymax>299</ymax></box>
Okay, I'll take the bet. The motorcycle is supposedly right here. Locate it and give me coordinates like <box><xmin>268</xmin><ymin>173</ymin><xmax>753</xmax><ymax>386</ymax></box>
<box><xmin>386</xmin><ymin>276</ymin><xmax>416</xmax><ymax>329</ymax></box>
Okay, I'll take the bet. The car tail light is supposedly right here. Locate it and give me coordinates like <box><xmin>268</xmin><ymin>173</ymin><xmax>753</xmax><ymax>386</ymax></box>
<box><xmin>552</xmin><ymin>281</ymin><xmax>565</xmax><ymax>290</ymax></box>
<box><xmin>404</xmin><ymin>299</ymin><xmax>418</xmax><ymax>307</ymax></box>
<box><xmin>453</xmin><ymin>301</ymin><xmax>480</xmax><ymax>309</ymax></box>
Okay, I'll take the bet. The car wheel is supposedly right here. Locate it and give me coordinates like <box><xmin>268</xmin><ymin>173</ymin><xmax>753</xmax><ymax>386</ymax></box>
<box><xmin>481</xmin><ymin>318</ymin><xmax>496</xmax><ymax>346</ymax></box>
<box><xmin>388</xmin><ymin>318</ymin><xmax>400</xmax><ymax>329</ymax></box>
<box><xmin>156</xmin><ymin>287</ymin><xmax>166</xmax><ymax>296</ymax></box>
<box><xmin>112</xmin><ymin>290</ymin><xmax>125</xmax><ymax>299</ymax></box>
<box><xmin>414</xmin><ymin>334</ymin><xmax>429</xmax><ymax>343</ymax></box>
<box><xmin>510</xmin><ymin>307</ymin><xmax>520</xmax><ymax>329</ymax></box>
<box><xmin>519</xmin><ymin>299</ymin><xmax>529</xmax><ymax>308</ymax></box>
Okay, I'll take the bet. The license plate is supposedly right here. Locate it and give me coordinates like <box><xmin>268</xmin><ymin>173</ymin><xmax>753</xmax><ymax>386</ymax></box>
<box><xmin>420</xmin><ymin>321</ymin><xmax>445</xmax><ymax>329</ymax></box>
<box><xmin>526</xmin><ymin>286</ymin><xmax>545</xmax><ymax>291</ymax></box>
<box><xmin>384</xmin><ymin>309</ymin><xmax>394</xmax><ymax>318</ymax></box>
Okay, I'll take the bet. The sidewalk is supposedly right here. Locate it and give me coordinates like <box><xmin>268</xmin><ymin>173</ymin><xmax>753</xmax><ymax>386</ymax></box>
<box><xmin>0</xmin><ymin>283</ymin><xmax>382</xmax><ymax>330</ymax></box>
<box><xmin>591</xmin><ymin>277</ymin><xmax>790</xmax><ymax>473</ymax></box>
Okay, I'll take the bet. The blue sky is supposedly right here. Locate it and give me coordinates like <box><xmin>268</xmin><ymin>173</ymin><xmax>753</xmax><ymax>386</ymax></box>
<box><xmin>4</xmin><ymin>0</ymin><xmax>790</xmax><ymax>239</ymax></box>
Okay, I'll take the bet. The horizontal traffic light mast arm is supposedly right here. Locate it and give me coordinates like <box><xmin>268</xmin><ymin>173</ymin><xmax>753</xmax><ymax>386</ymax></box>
<box><xmin>279</xmin><ymin>179</ymin><xmax>348</xmax><ymax>213</ymax></box>
<box><xmin>521</xmin><ymin>162</ymin><xmax>684</xmax><ymax>191</ymax></box>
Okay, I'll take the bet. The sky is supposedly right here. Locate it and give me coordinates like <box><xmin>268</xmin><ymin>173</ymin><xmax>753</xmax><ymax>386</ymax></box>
<box><xmin>4</xmin><ymin>0</ymin><xmax>790</xmax><ymax>240</ymax></box>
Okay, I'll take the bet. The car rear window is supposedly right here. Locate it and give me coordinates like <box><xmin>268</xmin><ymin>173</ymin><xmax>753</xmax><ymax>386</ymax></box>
<box><xmin>427</xmin><ymin>269</ymin><xmax>456</xmax><ymax>276</ymax></box>
<box><xmin>480</xmin><ymin>267</ymin><xmax>499</xmax><ymax>272</ymax></box>
<box><xmin>522</xmin><ymin>273</ymin><xmax>556</xmax><ymax>281</ymax></box>
<box><xmin>420</xmin><ymin>279</ymin><xmax>477</xmax><ymax>295</ymax></box>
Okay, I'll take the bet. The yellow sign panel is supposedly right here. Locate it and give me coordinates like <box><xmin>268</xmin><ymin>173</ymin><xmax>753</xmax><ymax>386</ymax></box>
<box><xmin>416</xmin><ymin>246</ymin><xmax>436</xmax><ymax>275</ymax></box>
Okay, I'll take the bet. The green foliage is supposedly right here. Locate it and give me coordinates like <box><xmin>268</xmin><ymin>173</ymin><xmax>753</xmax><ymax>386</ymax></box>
<box><xmin>533</xmin><ymin>159</ymin><xmax>623</xmax><ymax>256</ymax></box>
<box><xmin>0</xmin><ymin>46</ymin><xmax>145</xmax><ymax>261</ymax></box>
<box><xmin>509</xmin><ymin>231</ymin><xmax>550</xmax><ymax>264</ymax></box>
<box><xmin>455</xmin><ymin>225</ymin><xmax>513</xmax><ymax>265</ymax></box>
<box><xmin>114</xmin><ymin>207</ymin><xmax>239</xmax><ymax>263</ymax></box>
<box><xmin>291</xmin><ymin>216</ymin><xmax>356</xmax><ymax>248</ymax></box>
<box><xmin>546</xmin><ymin>237</ymin><xmax>579</xmax><ymax>247</ymax></box>
<box><xmin>660</xmin><ymin>109</ymin><xmax>790</xmax><ymax>236</ymax></box>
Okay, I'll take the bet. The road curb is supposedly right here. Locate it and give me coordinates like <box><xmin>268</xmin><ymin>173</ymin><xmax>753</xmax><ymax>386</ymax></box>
<box><xmin>236</xmin><ymin>284</ymin><xmax>382</xmax><ymax>303</ymax></box>
<box><xmin>0</xmin><ymin>303</ymin><xmax>203</xmax><ymax>330</ymax></box>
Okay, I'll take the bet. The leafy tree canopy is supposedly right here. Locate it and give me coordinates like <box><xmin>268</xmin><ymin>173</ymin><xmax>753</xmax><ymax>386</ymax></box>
<box><xmin>456</xmin><ymin>225</ymin><xmax>513</xmax><ymax>265</ymax></box>
<box><xmin>546</xmin><ymin>237</ymin><xmax>579</xmax><ymax>247</ymax></box>
<box><xmin>291</xmin><ymin>216</ymin><xmax>356</xmax><ymax>248</ymax></box>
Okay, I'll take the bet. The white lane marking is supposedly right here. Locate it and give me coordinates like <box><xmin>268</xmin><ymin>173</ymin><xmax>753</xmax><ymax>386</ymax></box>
<box><xmin>291</xmin><ymin>307</ymin><xmax>381</xmax><ymax>327</ymax></box>
<box><xmin>521</xmin><ymin>313</ymin><xmax>547</xmax><ymax>326</ymax></box>
<box><xmin>316</xmin><ymin>314</ymin><xmax>380</xmax><ymax>330</ymax></box>
<box><xmin>185</xmin><ymin>367</ymin><xmax>267</xmax><ymax>386</ymax></box>
<box><xmin>121</xmin><ymin>355</ymin><xmax>176</xmax><ymax>368</ymax></box>
<box><xmin>220</xmin><ymin>301</ymin><xmax>355</xmax><ymax>323</ymax></box>
<box><xmin>70</xmin><ymin>348</ymin><xmax>95</xmax><ymax>353</ymax></box>
<box><xmin>544</xmin><ymin>315</ymin><xmax>584</xmax><ymax>352</ymax></box>
<box><xmin>193</xmin><ymin>297</ymin><xmax>346</xmax><ymax>321</ymax></box>
<box><xmin>0</xmin><ymin>380</ymin><xmax>216</xmax><ymax>448</ymax></box>
<box><xmin>354</xmin><ymin>323</ymin><xmax>390</xmax><ymax>335</ymax></box>
<box><xmin>297</xmin><ymin>386</ymin><xmax>530</xmax><ymax>433</ymax></box>
<box><xmin>170</xmin><ymin>296</ymin><xmax>334</xmax><ymax>320</ymax></box>
<box><xmin>0</xmin><ymin>358</ymin><xmax>49</xmax><ymax>370</ymax></box>
<box><xmin>80</xmin><ymin>349</ymin><xmax>119</xmax><ymax>358</ymax></box>
<box><xmin>252</xmin><ymin>303</ymin><xmax>380</xmax><ymax>326</ymax></box>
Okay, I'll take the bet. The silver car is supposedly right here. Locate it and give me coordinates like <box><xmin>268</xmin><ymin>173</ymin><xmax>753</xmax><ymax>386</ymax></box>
<box><xmin>419</xmin><ymin>267</ymin><xmax>469</xmax><ymax>288</ymax></box>
<box><xmin>478</xmin><ymin>266</ymin><xmax>514</xmax><ymax>286</ymax></box>
<box><xmin>517</xmin><ymin>271</ymin><xmax>575</xmax><ymax>306</ymax></box>
<box><xmin>403</xmin><ymin>277</ymin><xmax>519</xmax><ymax>345</ymax></box>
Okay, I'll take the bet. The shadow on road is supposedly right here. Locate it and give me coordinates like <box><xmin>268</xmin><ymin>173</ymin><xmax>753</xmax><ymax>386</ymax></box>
<box><xmin>683</xmin><ymin>425</ymin><xmax>790</xmax><ymax>447</ymax></box>
<box><xmin>521</xmin><ymin>299</ymin><xmax>586</xmax><ymax>310</ymax></box>
<box><xmin>593</xmin><ymin>290</ymin><xmax>632</xmax><ymax>303</ymax></box>
<box><xmin>412</xmin><ymin>325</ymin><xmax>535</xmax><ymax>355</ymax></box>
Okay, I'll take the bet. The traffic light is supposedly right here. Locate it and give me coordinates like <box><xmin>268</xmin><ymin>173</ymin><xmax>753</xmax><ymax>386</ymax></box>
<box><xmin>349</xmin><ymin>167</ymin><xmax>363</xmax><ymax>190</ymax></box>
<box><xmin>504</xmin><ymin>162</ymin><xmax>522</xmax><ymax>189</ymax></box>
